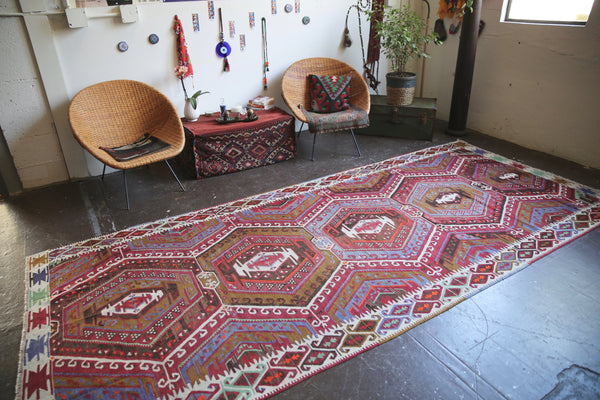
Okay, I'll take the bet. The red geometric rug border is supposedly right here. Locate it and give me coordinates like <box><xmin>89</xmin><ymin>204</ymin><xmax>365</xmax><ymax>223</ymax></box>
<box><xmin>174</xmin><ymin>205</ymin><xmax>599</xmax><ymax>400</ymax></box>
<box><xmin>17</xmin><ymin>140</ymin><xmax>600</xmax><ymax>400</ymax></box>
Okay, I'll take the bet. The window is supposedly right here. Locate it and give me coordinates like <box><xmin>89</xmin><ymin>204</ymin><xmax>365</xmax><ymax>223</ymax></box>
<box><xmin>503</xmin><ymin>0</ymin><xmax>595</xmax><ymax>26</ymax></box>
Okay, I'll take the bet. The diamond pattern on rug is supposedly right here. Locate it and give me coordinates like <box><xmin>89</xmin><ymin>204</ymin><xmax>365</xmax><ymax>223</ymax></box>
<box><xmin>18</xmin><ymin>141</ymin><xmax>600</xmax><ymax>400</ymax></box>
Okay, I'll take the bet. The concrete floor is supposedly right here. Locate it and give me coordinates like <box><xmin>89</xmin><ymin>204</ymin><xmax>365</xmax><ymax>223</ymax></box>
<box><xmin>1</xmin><ymin>122</ymin><xmax>599</xmax><ymax>400</ymax></box>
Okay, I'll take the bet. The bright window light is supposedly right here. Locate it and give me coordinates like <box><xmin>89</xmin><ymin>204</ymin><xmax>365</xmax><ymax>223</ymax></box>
<box><xmin>504</xmin><ymin>0</ymin><xmax>594</xmax><ymax>25</ymax></box>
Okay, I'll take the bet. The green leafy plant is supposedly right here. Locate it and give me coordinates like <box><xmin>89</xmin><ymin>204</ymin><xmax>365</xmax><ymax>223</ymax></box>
<box><xmin>464</xmin><ymin>0</ymin><xmax>474</xmax><ymax>14</ymax></box>
<box><xmin>187</xmin><ymin>89</ymin><xmax>210</xmax><ymax>109</ymax></box>
<box><xmin>369</xmin><ymin>4</ymin><xmax>440</xmax><ymax>75</ymax></box>
<box><xmin>174</xmin><ymin>66</ymin><xmax>209</xmax><ymax>109</ymax></box>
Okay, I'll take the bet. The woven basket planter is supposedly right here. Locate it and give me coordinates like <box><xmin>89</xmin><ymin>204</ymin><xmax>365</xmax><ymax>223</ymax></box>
<box><xmin>386</xmin><ymin>72</ymin><xmax>417</xmax><ymax>106</ymax></box>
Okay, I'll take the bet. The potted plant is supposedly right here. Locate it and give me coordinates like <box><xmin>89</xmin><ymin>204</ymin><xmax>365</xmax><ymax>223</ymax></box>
<box><xmin>175</xmin><ymin>66</ymin><xmax>210</xmax><ymax>122</ymax></box>
<box><xmin>369</xmin><ymin>4</ymin><xmax>440</xmax><ymax>106</ymax></box>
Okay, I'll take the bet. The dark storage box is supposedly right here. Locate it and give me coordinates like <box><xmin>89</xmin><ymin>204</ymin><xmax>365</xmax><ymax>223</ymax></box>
<box><xmin>358</xmin><ymin>95</ymin><xmax>437</xmax><ymax>140</ymax></box>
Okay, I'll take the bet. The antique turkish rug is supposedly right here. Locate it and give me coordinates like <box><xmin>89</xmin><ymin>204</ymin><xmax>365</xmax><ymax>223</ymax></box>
<box><xmin>18</xmin><ymin>141</ymin><xmax>600</xmax><ymax>400</ymax></box>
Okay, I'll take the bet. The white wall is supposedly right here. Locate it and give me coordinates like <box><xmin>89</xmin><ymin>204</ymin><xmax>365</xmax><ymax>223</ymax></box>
<box><xmin>49</xmin><ymin>0</ymin><xmax>371</xmax><ymax>176</ymax></box>
<box><xmin>2</xmin><ymin>0</ymin><xmax>599</xmax><ymax>189</ymax></box>
<box><xmin>2</xmin><ymin>0</ymin><xmax>373</xmax><ymax>183</ymax></box>
<box><xmin>425</xmin><ymin>0</ymin><xmax>600</xmax><ymax>169</ymax></box>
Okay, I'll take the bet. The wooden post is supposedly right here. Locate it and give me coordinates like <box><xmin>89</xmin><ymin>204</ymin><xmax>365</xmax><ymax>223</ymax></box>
<box><xmin>446</xmin><ymin>0</ymin><xmax>482</xmax><ymax>137</ymax></box>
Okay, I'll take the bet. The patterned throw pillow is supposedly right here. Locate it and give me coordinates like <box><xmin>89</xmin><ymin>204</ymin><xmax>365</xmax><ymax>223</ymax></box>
<box><xmin>309</xmin><ymin>74</ymin><xmax>351</xmax><ymax>113</ymax></box>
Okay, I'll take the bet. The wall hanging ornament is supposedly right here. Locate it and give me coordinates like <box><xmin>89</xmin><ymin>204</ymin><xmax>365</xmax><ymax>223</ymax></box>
<box><xmin>295</xmin><ymin>0</ymin><xmax>300</xmax><ymax>13</ymax></box>
<box><xmin>192</xmin><ymin>13</ymin><xmax>199</xmax><ymax>32</ymax></box>
<box><xmin>449</xmin><ymin>19</ymin><xmax>461</xmax><ymax>34</ymax></box>
<box><xmin>261</xmin><ymin>17</ymin><xmax>269</xmax><ymax>90</ymax></box>
<box><xmin>364</xmin><ymin>0</ymin><xmax>384</xmax><ymax>92</ymax></box>
<box><xmin>117</xmin><ymin>41</ymin><xmax>128</xmax><ymax>52</ymax></box>
<box><xmin>216</xmin><ymin>8</ymin><xmax>231</xmax><ymax>72</ymax></box>
<box><xmin>434</xmin><ymin>18</ymin><xmax>448</xmax><ymax>42</ymax></box>
<box><xmin>342</xmin><ymin>4</ymin><xmax>355</xmax><ymax>48</ymax></box>
<box><xmin>421</xmin><ymin>0</ymin><xmax>434</xmax><ymax>98</ymax></box>
<box><xmin>284</xmin><ymin>3</ymin><xmax>293</xmax><ymax>13</ymax></box>
<box><xmin>207</xmin><ymin>1</ymin><xmax>215</xmax><ymax>20</ymax></box>
<box><xmin>343</xmin><ymin>0</ymin><xmax>383</xmax><ymax>92</ymax></box>
<box><xmin>173</xmin><ymin>15</ymin><xmax>193</xmax><ymax>77</ymax></box>
<box><xmin>271</xmin><ymin>0</ymin><xmax>277</xmax><ymax>14</ymax></box>
<box><xmin>229</xmin><ymin>20</ymin><xmax>235</xmax><ymax>38</ymax></box>
<box><xmin>148</xmin><ymin>34</ymin><xmax>159</xmax><ymax>44</ymax></box>
<box><xmin>240</xmin><ymin>34</ymin><xmax>246</xmax><ymax>51</ymax></box>
<box><xmin>437</xmin><ymin>0</ymin><xmax>466</xmax><ymax>20</ymax></box>
<box><xmin>249</xmin><ymin>12</ymin><xmax>255</xmax><ymax>28</ymax></box>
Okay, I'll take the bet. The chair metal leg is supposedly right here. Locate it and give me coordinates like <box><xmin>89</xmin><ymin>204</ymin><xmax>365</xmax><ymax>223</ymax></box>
<box><xmin>297</xmin><ymin>122</ymin><xmax>305</xmax><ymax>138</ymax></box>
<box><xmin>350</xmin><ymin>129</ymin><xmax>362</xmax><ymax>158</ymax></box>
<box><xmin>165</xmin><ymin>160</ymin><xmax>185</xmax><ymax>192</ymax></box>
<box><xmin>122</xmin><ymin>170</ymin><xmax>130</xmax><ymax>210</ymax></box>
<box><xmin>311</xmin><ymin>133</ymin><xmax>317</xmax><ymax>161</ymax></box>
<box><xmin>101</xmin><ymin>164</ymin><xmax>106</xmax><ymax>181</ymax></box>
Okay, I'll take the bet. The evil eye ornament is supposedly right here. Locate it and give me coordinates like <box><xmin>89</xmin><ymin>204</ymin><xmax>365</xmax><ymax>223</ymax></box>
<box><xmin>216</xmin><ymin>41</ymin><xmax>231</xmax><ymax>57</ymax></box>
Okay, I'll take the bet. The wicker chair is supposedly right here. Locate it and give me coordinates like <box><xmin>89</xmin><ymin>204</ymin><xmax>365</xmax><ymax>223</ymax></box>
<box><xmin>281</xmin><ymin>57</ymin><xmax>370</xmax><ymax>160</ymax></box>
<box><xmin>69</xmin><ymin>80</ymin><xmax>185</xmax><ymax>209</ymax></box>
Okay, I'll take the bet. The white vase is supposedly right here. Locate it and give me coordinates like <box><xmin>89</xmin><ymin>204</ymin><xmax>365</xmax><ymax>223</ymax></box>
<box><xmin>184</xmin><ymin>99</ymin><xmax>201</xmax><ymax>122</ymax></box>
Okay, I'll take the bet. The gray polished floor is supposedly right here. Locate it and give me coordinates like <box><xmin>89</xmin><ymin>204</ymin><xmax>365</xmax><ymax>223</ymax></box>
<box><xmin>1</xmin><ymin>122</ymin><xmax>599</xmax><ymax>400</ymax></box>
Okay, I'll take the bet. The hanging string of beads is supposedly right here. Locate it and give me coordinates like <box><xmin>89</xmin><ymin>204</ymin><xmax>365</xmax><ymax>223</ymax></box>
<box><xmin>261</xmin><ymin>17</ymin><xmax>269</xmax><ymax>90</ymax></box>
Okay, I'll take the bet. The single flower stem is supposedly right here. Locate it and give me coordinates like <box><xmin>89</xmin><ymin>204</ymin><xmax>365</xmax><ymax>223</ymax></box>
<box><xmin>180</xmin><ymin>77</ymin><xmax>189</xmax><ymax>99</ymax></box>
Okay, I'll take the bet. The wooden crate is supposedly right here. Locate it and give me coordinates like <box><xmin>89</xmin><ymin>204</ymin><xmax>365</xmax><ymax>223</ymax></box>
<box><xmin>358</xmin><ymin>95</ymin><xmax>437</xmax><ymax>140</ymax></box>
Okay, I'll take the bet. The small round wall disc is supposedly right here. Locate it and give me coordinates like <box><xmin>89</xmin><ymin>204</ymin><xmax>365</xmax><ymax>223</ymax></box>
<box><xmin>117</xmin><ymin>41</ymin><xmax>129</xmax><ymax>52</ymax></box>
<box><xmin>148</xmin><ymin>34</ymin><xmax>159</xmax><ymax>44</ymax></box>
<box><xmin>302</xmin><ymin>16</ymin><xmax>310</xmax><ymax>25</ymax></box>
<box><xmin>284</xmin><ymin>3</ymin><xmax>293</xmax><ymax>13</ymax></box>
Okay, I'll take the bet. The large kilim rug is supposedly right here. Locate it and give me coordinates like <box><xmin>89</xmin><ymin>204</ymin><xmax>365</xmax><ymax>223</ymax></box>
<box><xmin>18</xmin><ymin>141</ymin><xmax>600</xmax><ymax>399</ymax></box>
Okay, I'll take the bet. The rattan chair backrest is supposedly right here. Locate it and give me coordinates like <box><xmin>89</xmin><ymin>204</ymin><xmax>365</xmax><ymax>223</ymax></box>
<box><xmin>281</xmin><ymin>57</ymin><xmax>370</xmax><ymax>123</ymax></box>
<box><xmin>68</xmin><ymin>80</ymin><xmax>184</xmax><ymax>169</ymax></box>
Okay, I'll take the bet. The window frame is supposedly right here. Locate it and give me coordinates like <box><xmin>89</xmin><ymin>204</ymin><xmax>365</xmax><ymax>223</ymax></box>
<box><xmin>502</xmin><ymin>0</ymin><xmax>591</xmax><ymax>26</ymax></box>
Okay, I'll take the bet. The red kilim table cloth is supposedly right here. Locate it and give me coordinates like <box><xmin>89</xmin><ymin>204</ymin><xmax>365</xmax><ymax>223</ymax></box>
<box><xmin>182</xmin><ymin>108</ymin><xmax>296</xmax><ymax>179</ymax></box>
<box><xmin>18</xmin><ymin>141</ymin><xmax>600</xmax><ymax>399</ymax></box>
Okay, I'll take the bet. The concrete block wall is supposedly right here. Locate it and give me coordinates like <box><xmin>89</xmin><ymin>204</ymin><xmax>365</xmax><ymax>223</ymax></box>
<box><xmin>1</xmin><ymin>2</ymin><xmax>69</xmax><ymax>189</ymax></box>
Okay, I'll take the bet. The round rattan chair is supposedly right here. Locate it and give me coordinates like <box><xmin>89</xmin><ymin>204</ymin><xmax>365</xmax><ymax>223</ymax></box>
<box><xmin>69</xmin><ymin>80</ymin><xmax>185</xmax><ymax>209</ymax></box>
<box><xmin>282</xmin><ymin>57</ymin><xmax>370</xmax><ymax>160</ymax></box>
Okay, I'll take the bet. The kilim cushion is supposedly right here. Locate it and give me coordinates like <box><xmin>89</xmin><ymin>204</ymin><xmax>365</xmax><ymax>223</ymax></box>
<box><xmin>300</xmin><ymin>105</ymin><xmax>369</xmax><ymax>134</ymax></box>
<box><xmin>309</xmin><ymin>74</ymin><xmax>351</xmax><ymax>113</ymax></box>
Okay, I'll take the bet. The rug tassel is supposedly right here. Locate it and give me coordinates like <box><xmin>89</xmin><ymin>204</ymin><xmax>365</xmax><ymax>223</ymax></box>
<box><xmin>223</xmin><ymin>57</ymin><xmax>230</xmax><ymax>72</ymax></box>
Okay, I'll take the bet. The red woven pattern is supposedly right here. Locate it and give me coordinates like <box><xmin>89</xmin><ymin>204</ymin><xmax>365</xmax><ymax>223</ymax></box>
<box><xmin>18</xmin><ymin>141</ymin><xmax>600</xmax><ymax>400</ymax></box>
<box><xmin>309</xmin><ymin>74</ymin><xmax>351</xmax><ymax>113</ymax></box>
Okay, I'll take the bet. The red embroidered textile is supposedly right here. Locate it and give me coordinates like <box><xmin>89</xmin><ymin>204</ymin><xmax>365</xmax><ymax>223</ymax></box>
<box><xmin>182</xmin><ymin>108</ymin><xmax>296</xmax><ymax>178</ymax></box>
<box><xmin>174</xmin><ymin>15</ymin><xmax>193</xmax><ymax>77</ymax></box>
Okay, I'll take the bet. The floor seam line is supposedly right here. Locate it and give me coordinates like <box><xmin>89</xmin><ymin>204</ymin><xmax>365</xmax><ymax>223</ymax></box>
<box><xmin>79</xmin><ymin>183</ymin><xmax>102</xmax><ymax>237</ymax></box>
<box><xmin>407</xmin><ymin>330</ymin><xmax>509</xmax><ymax>400</ymax></box>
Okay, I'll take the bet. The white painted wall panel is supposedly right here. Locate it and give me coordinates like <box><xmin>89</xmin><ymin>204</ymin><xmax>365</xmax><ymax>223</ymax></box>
<box><xmin>425</xmin><ymin>0</ymin><xmax>600</xmax><ymax>168</ymax></box>
<box><xmin>48</xmin><ymin>0</ymin><xmax>372</xmax><ymax>176</ymax></box>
